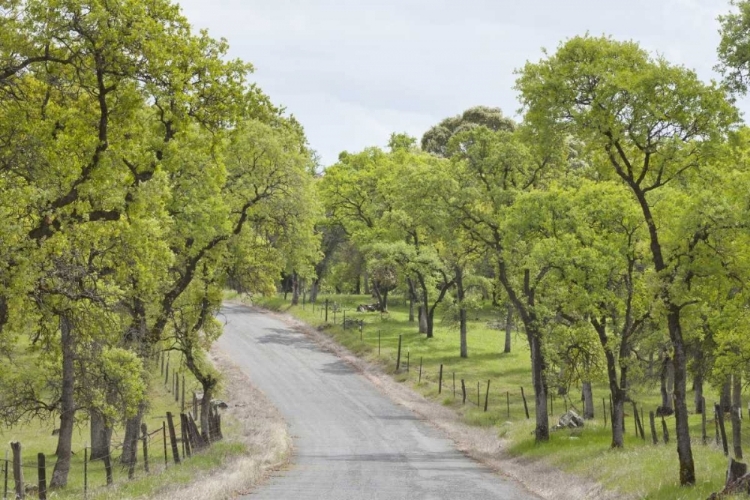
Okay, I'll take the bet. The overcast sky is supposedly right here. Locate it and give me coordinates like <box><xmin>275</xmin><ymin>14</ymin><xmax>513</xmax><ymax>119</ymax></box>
<box><xmin>177</xmin><ymin>0</ymin><xmax>742</xmax><ymax>167</ymax></box>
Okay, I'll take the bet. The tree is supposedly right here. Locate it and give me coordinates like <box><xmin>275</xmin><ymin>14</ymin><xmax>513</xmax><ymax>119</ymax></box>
<box><xmin>421</xmin><ymin>106</ymin><xmax>515</xmax><ymax>157</ymax></box>
<box><xmin>516</xmin><ymin>34</ymin><xmax>738</xmax><ymax>484</ymax></box>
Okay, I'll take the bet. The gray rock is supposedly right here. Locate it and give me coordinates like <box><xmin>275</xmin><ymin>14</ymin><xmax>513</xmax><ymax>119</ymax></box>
<box><xmin>552</xmin><ymin>410</ymin><xmax>585</xmax><ymax>431</ymax></box>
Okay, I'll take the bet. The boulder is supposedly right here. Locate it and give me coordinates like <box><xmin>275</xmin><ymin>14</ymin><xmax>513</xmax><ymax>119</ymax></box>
<box><xmin>552</xmin><ymin>410</ymin><xmax>585</xmax><ymax>431</ymax></box>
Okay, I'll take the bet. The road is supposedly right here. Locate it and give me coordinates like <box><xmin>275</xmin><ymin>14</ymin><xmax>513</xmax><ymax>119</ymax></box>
<box><xmin>218</xmin><ymin>303</ymin><xmax>537</xmax><ymax>500</ymax></box>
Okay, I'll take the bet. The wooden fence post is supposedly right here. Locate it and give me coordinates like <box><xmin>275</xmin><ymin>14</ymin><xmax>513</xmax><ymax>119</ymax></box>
<box><xmin>83</xmin><ymin>446</ymin><xmax>88</xmax><ymax>497</ymax></box>
<box><xmin>716</xmin><ymin>403</ymin><xmax>729</xmax><ymax>456</ymax></box>
<box><xmin>461</xmin><ymin>379</ymin><xmax>466</xmax><ymax>404</ymax></box>
<box><xmin>325</xmin><ymin>299</ymin><xmax>329</xmax><ymax>322</ymax></box>
<box><xmin>160</xmin><ymin>351</ymin><xmax>164</xmax><ymax>376</ymax></box>
<box><xmin>438</xmin><ymin>365</ymin><xmax>443</xmax><ymax>394</ymax></box>
<box><xmin>518</xmin><ymin>387</ymin><xmax>528</xmax><ymax>419</ymax></box>
<box><xmin>162</xmin><ymin>422</ymin><xmax>168</xmax><ymax>465</ymax></box>
<box><xmin>181</xmin><ymin>375</ymin><xmax>185</xmax><ymax>413</ymax></box>
<box><xmin>166</xmin><ymin>412</ymin><xmax>181</xmax><ymax>464</ymax></box>
<box><xmin>103</xmin><ymin>453</ymin><xmax>113</xmax><ymax>486</ymax></box>
<box><xmin>649</xmin><ymin>411</ymin><xmax>658</xmax><ymax>444</ymax></box>
<box><xmin>165</xmin><ymin>357</ymin><xmax>169</xmax><ymax>387</ymax></box>
<box><xmin>701</xmin><ymin>397</ymin><xmax>707</xmax><ymax>445</ymax></box>
<box><xmin>141</xmin><ymin>423</ymin><xmax>149</xmax><ymax>473</ymax></box>
<box><xmin>10</xmin><ymin>442</ymin><xmax>22</xmax><ymax>500</ymax></box>
<box><xmin>395</xmin><ymin>335</ymin><xmax>402</xmax><ymax>371</ymax></box>
<box><xmin>484</xmin><ymin>380</ymin><xmax>490</xmax><ymax>411</ymax></box>
<box><xmin>4</xmin><ymin>449</ymin><xmax>8</xmax><ymax>500</ymax></box>
<box><xmin>37</xmin><ymin>453</ymin><xmax>46</xmax><ymax>500</ymax></box>
<box><xmin>378</xmin><ymin>331</ymin><xmax>381</xmax><ymax>356</ymax></box>
<box><xmin>180</xmin><ymin>414</ymin><xmax>192</xmax><ymax>458</ymax></box>
<box><xmin>406</xmin><ymin>351</ymin><xmax>410</xmax><ymax>373</ymax></box>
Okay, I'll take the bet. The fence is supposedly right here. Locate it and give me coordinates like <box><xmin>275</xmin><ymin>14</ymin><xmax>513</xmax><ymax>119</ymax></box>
<box><xmin>315</xmin><ymin>301</ymin><xmax>747</xmax><ymax>463</ymax></box>
<box><xmin>2</xmin><ymin>352</ymin><xmax>223</xmax><ymax>499</ymax></box>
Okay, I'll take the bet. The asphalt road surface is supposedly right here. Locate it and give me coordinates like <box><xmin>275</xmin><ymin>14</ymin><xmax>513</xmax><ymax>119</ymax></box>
<box><xmin>219</xmin><ymin>303</ymin><xmax>537</xmax><ymax>500</ymax></box>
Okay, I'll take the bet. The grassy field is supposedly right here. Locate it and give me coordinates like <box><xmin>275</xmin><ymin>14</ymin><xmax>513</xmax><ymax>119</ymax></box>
<box><xmin>252</xmin><ymin>292</ymin><xmax>742</xmax><ymax>500</ymax></box>
<box><xmin>0</xmin><ymin>353</ymin><xmax>245</xmax><ymax>499</ymax></box>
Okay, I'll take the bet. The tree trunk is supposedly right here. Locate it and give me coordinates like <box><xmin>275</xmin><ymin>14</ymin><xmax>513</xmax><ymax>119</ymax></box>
<box><xmin>694</xmin><ymin>374</ymin><xmax>704</xmax><ymax>414</ymax></box>
<box><xmin>426</xmin><ymin>307</ymin><xmax>435</xmax><ymax>339</ymax></box>
<box><xmin>668</xmin><ymin>309</ymin><xmax>695</xmax><ymax>485</ymax></box>
<box><xmin>530</xmin><ymin>333</ymin><xmax>549</xmax><ymax>442</ymax></box>
<box><xmin>456</xmin><ymin>265</ymin><xmax>467</xmax><ymax>358</ymax></box>
<box><xmin>355</xmin><ymin>275</ymin><xmax>361</xmax><ymax>295</ymax></box>
<box><xmin>51</xmin><ymin>315</ymin><xmax>75</xmax><ymax>488</ymax></box>
<box><xmin>200</xmin><ymin>382</ymin><xmax>215</xmax><ymax>442</ymax></box>
<box><xmin>721</xmin><ymin>375</ymin><xmax>732</xmax><ymax>413</ymax></box>
<box><xmin>310</xmin><ymin>279</ymin><xmax>319</xmax><ymax>303</ymax></box>
<box><xmin>733</xmin><ymin>373</ymin><xmax>742</xmax><ymax>415</ymax></box>
<box><xmin>120</xmin><ymin>404</ymin><xmax>144</xmax><ymax>466</ymax></box>
<box><xmin>582</xmin><ymin>382</ymin><xmax>594</xmax><ymax>420</ymax></box>
<box><xmin>89</xmin><ymin>410</ymin><xmax>112</xmax><ymax>461</ymax></box>
<box><xmin>504</xmin><ymin>304</ymin><xmax>512</xmax><ymax>353</ymax></box>
<box><xmin>363</xmin><ymin>268</ymin><xmax>370</xmax><ymax>294</ymax></box>
<box><xmin>418</xmin><ymin>306</ymin><xmax>427</xmax><ymax>334</ymax></box>
<box><xmin>291</xmin><ymin>272</ymin><xmax>300</xmax><ymax>305</ymax></box>
<box><xmin>408</xmin><ymin>298</ymin><xmax>414</xmax><ymax>322</ymax></box>
<box><xmin>660</xmin><ymin>355</ymin><xmax>673</xmax><ymax>412</ymax></box>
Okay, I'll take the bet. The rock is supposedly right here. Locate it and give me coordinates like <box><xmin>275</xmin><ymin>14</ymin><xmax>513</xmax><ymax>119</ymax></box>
<box><xmin>656</xmin><ymin>406</ymin><xmax>674</xmax><ymax>417</ymax></box>
<box><xmin>552</xmin><ymin>410</ymin><xmax>585</xmax><ymax>431</ymax></box>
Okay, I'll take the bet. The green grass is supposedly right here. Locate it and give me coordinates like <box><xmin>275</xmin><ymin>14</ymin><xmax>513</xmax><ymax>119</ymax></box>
<box><xmin>251</xmin><ymin>292</ymin><xmax>742</xmax><ymax>500</ymax></box>
<box><xmin>1</xmin><ymin>354</ymin><xmax>245</xmax><ymax>499</ymax></box>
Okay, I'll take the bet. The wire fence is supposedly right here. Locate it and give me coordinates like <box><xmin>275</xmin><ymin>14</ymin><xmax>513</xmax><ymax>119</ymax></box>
<box><xmin>2</xmin><ymin>366</ymin><xmax>224</xmax><ymax>500</ymax></box>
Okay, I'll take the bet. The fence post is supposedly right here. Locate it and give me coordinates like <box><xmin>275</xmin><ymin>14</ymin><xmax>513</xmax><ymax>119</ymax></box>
<box><xmin>406</xmin><ymin>351</ymin><xmax>409</xmax><ymax>373</ymax></box>
<box><xmin>10</xmin><ymin>442</ymin><xmax>22</xmax><ymax>500</ymax></box>
<box><xmin>4</xmin><ymin>449</ymin><xmax>8</xmax><ymax>500</ymax></box>
<box><xmin>701</xmin><ymin>397</ymin><xmax>708</xmax><ymax>445</ymax></box>
<box><xmin>180</xmin><ymin>414</ymin><xmax>192</xmax><ymax>458</ymax></box>
<box><xmin>165</xmin><ymin>356</ymin><xmax>170</xmax><ymax>387</ymax></box>
<box><xmin>649</xmin><ymin>411</ymin><xmax>658</xmax><ymax>444</ymax></box>
<box><xmin>438</xmin><ymin>365</ymin><xmax>443</xmax><ymax>394</ymax></box>
<box><xmin>483</xmin><ymin>380</ymin><xmax>490</xmax><ymax>412</ymax></box>
<box><xmin>37</xmin><ymin>453</ymin><xmax>46</xmax><ymax>500</ymax></box>
<box><xmin>325</xmin><ymin>299</ymin><xmax>328</xmax><ymax>322</ymax></box>
<box><xmin>83</xmin><ymin>446</ymin><xmax>88</xmax><ymax>498</ymax></box>
<box><xmin>521</xmin><ymin>387</ymin><xmax>529</xmax><ymax>419</ymax></box>
<box><xmin>162</xmin><ymin>421</ymin><xmax>168</xmax><ymax>466</ymax></box>
<box><xmin>174</xmin><ymin>370</ymin><xmax>179</xmax><ymax>402</ymax></box>
<box><xmin>378</xmin><ymin>331</ymin><xmax>381</xmax><ymax>356</ymax></box>
<box><xmin>343</xmin><ymin>310</ymin><xmax>346</xmax><ymax>327</ymax></box>
<box><xmin>181</xmin><ymin>375</ymin><xmax>186</xmax><ymax>413</ymax></box>
<box><xmin>716</xmin><ymin>403</ymin><xmax>729</xmax><ymax>456</ymax></box>
<box><xmin>395</xmin><ymin>335</ymin><xmax>402</xmax><ymax>371</ymax></box>
<box><xmin>461</xmin><ymin>379</ymin><xmax>466</xmax><ymax>404</ymax></box>
<box><xmin>161</xmin><ymin>351</ymin><xmax>164</xmax><ymax>376</ymax></box>
<box><xmin>193</xmin><ymin>392</ymin><xmax>198</xmax><ymax>420</ymax></box>
<box><xmin>141</xmin><ymin>423</ymin><xmax>149</xmax><ymax>473</ymax></box>
<box><xmin>166</xmin><ymin>412</ymin><xmax>181</xmax><ymax>464</ymax></box>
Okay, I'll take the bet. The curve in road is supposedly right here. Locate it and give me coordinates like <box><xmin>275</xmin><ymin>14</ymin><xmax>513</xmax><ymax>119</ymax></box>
<box><xmin>218</xmin><ymin>303</ymin><xmax>538</xmax><ymax>500</ymax></box>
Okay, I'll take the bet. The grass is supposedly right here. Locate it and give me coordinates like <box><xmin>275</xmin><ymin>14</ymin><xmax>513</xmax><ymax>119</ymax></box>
<box><xmin>0</xmin><ymin>353</ymin><xmax>245</xmax><ymax>499</ymax></box>
<box><xmin>251</xmin><ymin>291</ymin><xmax>743</xmax><ymax>500</ymax></box>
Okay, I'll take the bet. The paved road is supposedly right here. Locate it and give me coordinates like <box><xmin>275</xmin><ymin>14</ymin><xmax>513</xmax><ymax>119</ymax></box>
<box><xmin>218</xmin><ymin>303</ymin><xmax>537</xmax><ymax>500</ymax></box>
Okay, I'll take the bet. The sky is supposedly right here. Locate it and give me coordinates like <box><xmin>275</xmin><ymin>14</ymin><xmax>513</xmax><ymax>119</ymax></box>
<box><xmin>177</xmin><ymin>0</ymin><xmax>742</xmax><ymax>167</ymax></box>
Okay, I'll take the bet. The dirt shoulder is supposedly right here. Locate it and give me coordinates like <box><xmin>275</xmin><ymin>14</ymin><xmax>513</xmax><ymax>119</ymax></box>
<box><xmin>257</xmin><ymin>304</ymin><xmax>626</xmax><ymax>500</ymax></box>
<box><xmin>150</xmin><ymin>346</ymin><xmax>292</xmax><ymax>500</ymax></box>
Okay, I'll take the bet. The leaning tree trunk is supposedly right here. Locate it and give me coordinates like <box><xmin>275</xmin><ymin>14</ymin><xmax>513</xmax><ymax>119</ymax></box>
<box><xmin>582</xmin><ymin>382</ymin><xmax>594</xmax><ymax>420</ymax></box>
<box><xmin>51</xmin><ymin>315</ymin><xmax>76</xmax><ymax>488</ymax></box>
<box><xmin>504</xmin><ymin>305</ymin><xmax>512</xmax><ymax>354</ymax></box>
<box><xmin>90</xmin><ymin>410</ymin><xmax>112</xmax><ymax>461</ymax></box>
